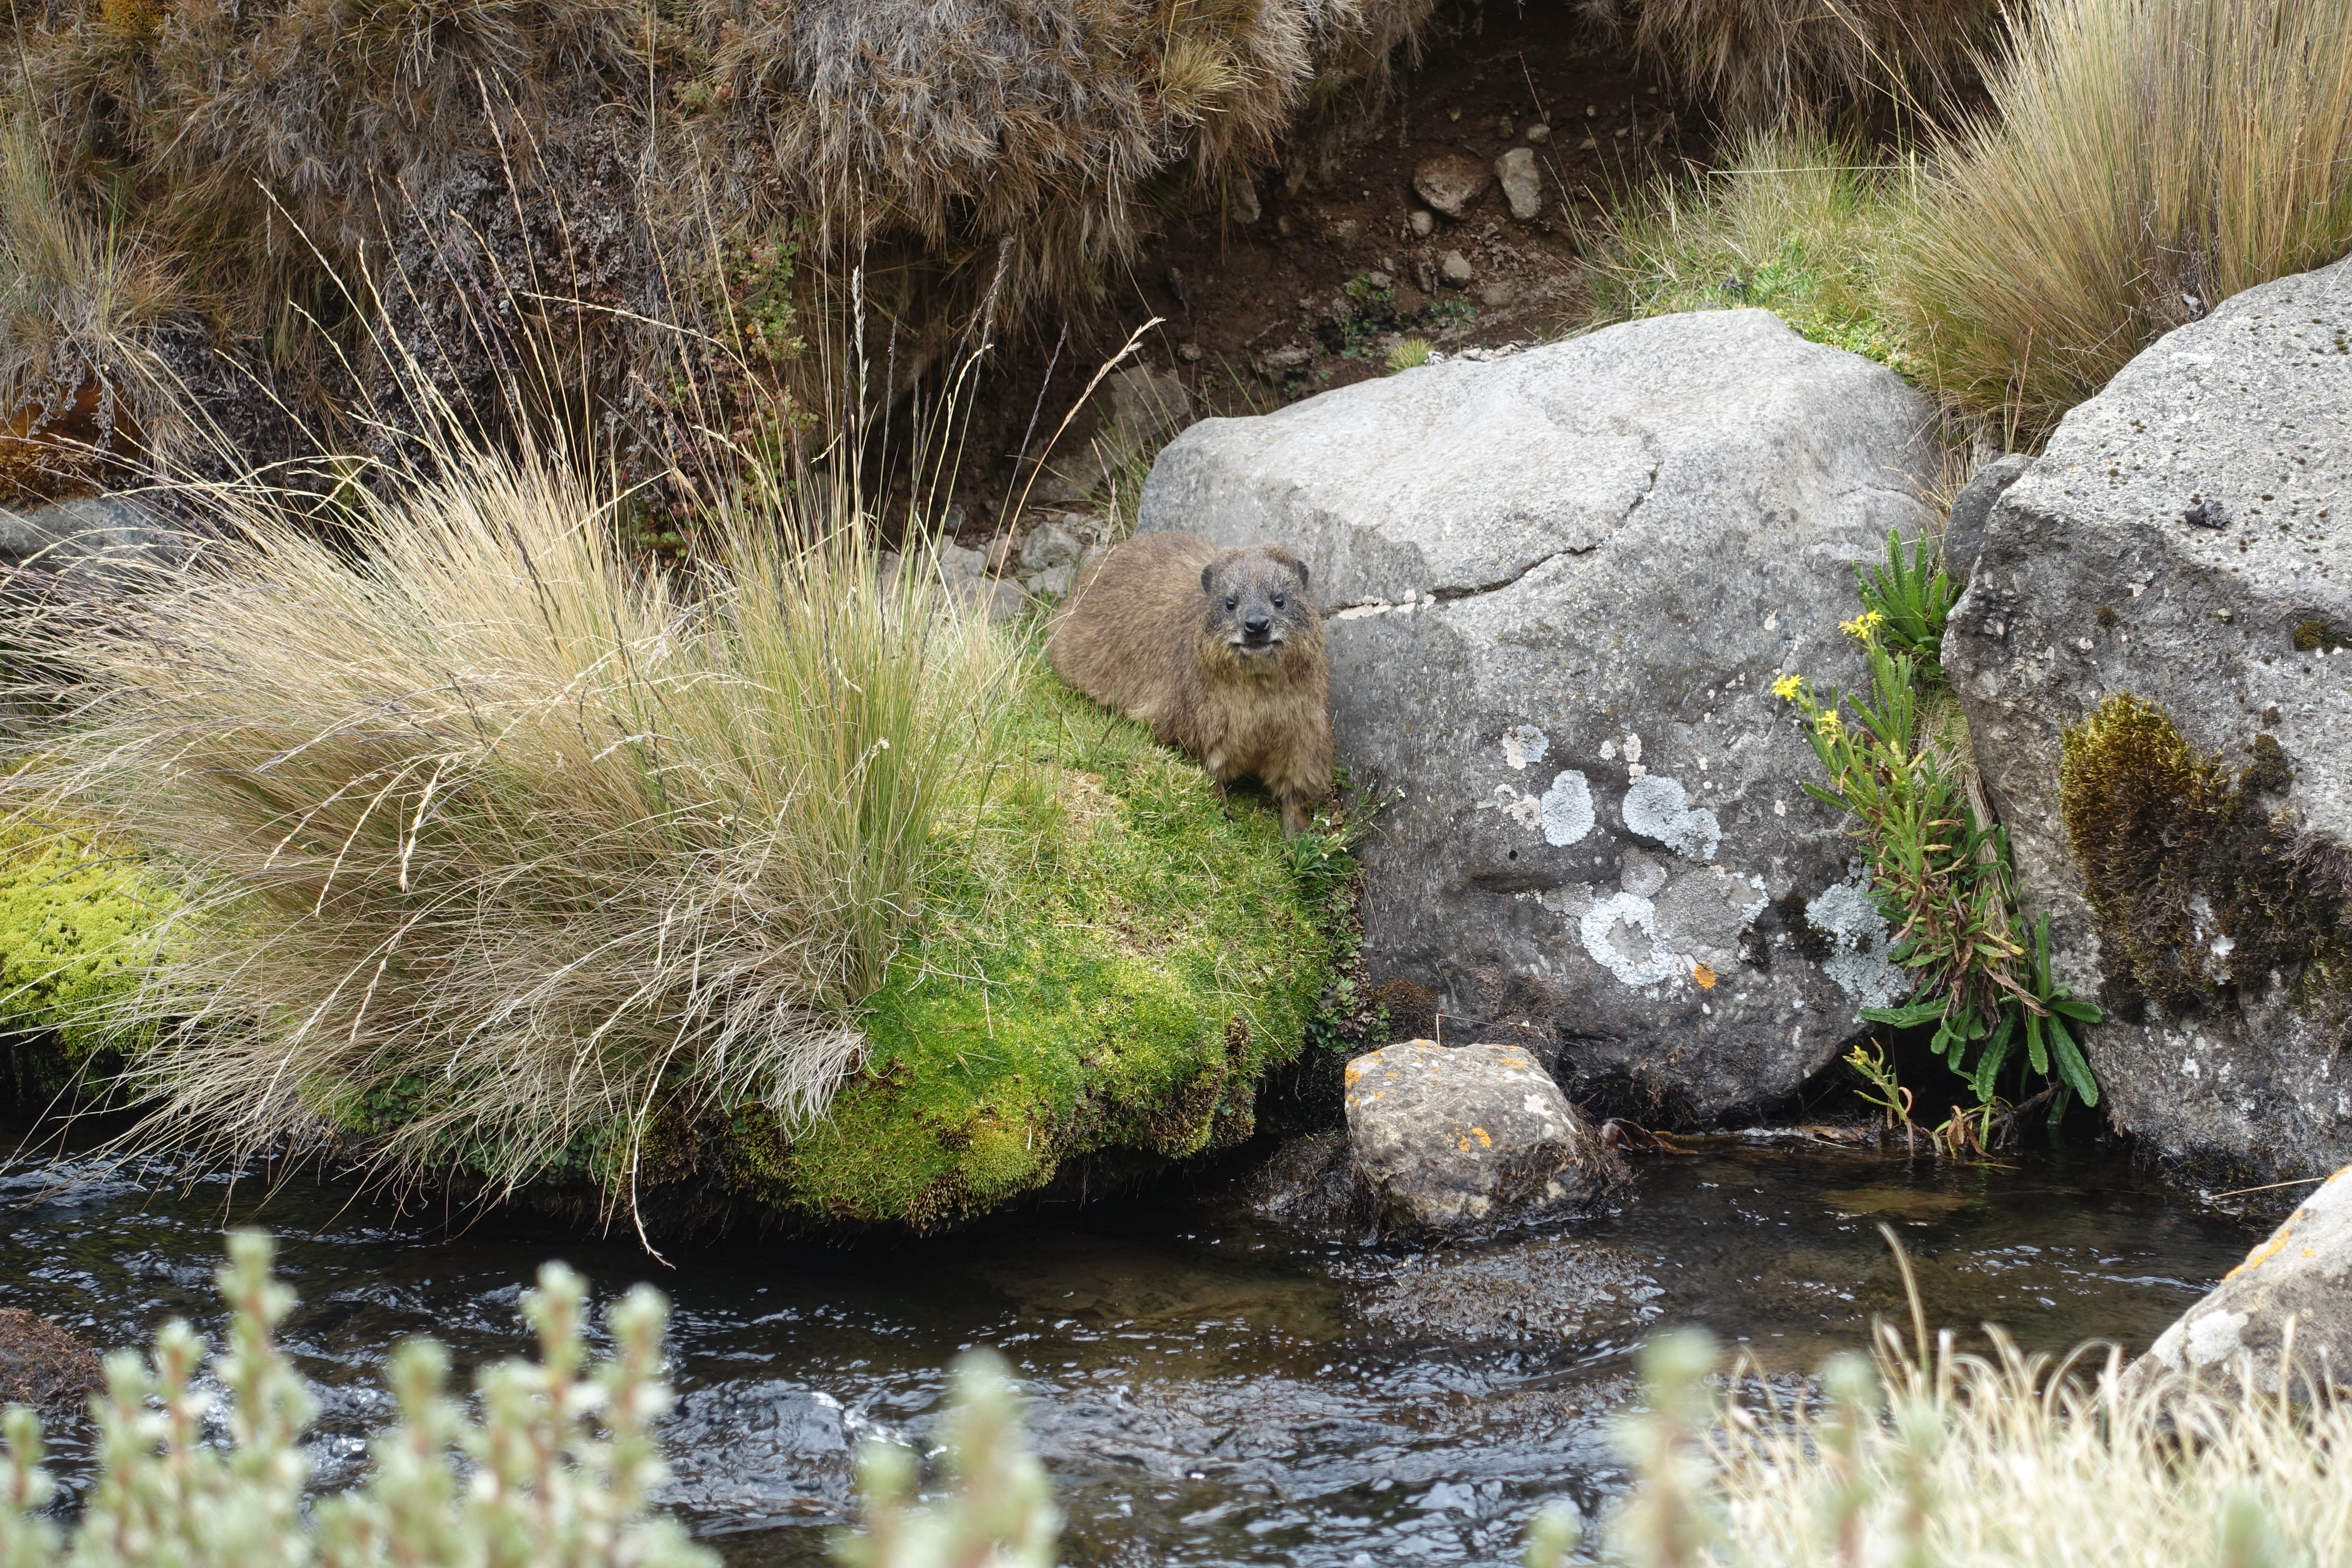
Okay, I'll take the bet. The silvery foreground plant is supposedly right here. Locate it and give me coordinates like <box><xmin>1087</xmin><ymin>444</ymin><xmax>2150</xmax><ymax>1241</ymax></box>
<box><xmin>833</xmin><ymin>1352</ymin><xmax>1059</xmax><ymax>1568</ymax></box>
<box><xmin>0</xmin><ymin>1231</ymin><xmax>714</xmax><ymax>1568</ymax></box>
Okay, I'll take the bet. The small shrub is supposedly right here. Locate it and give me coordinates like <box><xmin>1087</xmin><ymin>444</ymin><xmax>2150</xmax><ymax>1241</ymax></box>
<box><xmin>1896</xmin><ymin>0</ymin><xmax>2352</xmax><ymax>438</ymax></box>
<box><xmin>0</xmin><ymin>1231</ymin><xmax>713</xmax><ymax>1567</ymax></box>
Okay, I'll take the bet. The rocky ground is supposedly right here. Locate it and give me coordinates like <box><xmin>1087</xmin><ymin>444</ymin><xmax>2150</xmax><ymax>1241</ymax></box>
<box><xmin>939</xmin><ymin>9</ymin><xmax>1705</xmax><ymax>562</ymax></box>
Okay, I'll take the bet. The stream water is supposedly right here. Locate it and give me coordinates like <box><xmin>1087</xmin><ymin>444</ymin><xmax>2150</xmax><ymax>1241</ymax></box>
<box><xmin>0</xmin><ymin>1128</ymin><xmax>2264</xmax><ymax>1566</ymax></box>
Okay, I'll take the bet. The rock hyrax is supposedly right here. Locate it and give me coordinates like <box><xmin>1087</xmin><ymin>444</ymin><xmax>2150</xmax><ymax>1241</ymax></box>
<box><xmin>1047</xmin><ymin>533</ymin><xmax>1333</xmax><ymax>835</ymax></box>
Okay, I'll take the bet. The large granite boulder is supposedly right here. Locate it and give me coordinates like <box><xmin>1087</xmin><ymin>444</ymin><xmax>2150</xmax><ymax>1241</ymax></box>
<box><xmin>1139</xmin><ymin>311</ymin><xmax>1939</xmax><ymax>1121</ymax></box>
<box><xmin>2121</xmin><ymin>1164</ymin><xmax>2352</xmax><ymax>1403</ymax></box>
<box><xmin>1343</xmin><ymin>1040</ymin><xmax>1617</xmax><ymax>1234</ymax></box>
<box><xmin>1945</xmin><ymin>253</ymin><xmax>2352</xmax><ymax>1182</ymax></box>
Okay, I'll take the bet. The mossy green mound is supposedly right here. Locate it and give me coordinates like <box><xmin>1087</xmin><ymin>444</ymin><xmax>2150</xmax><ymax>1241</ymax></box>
<box><xmin>0</xmin><ymin>821</ymin><xmax>173</xmax><ymax>1089</ymax></box>
<box><xmin>723</xmin><ymin>658</ymin><xmax>1348</xmax><ymax>1228</ymax></box>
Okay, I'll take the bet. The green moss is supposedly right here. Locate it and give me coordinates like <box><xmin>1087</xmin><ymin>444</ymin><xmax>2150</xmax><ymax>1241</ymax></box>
<box><xmin>0</xmin><ymin>822</ymin><xmax>174</xmax><ymax>1082</ymax></box>
<box><xmin>2058</xmin><ymin>694</ymin><xmax>2350</xmax><ymax>1035</ymax></box>
<box><xmin>727</xmin><ymin>656</ymin><xmax>1341</xmax><ymax>1228</ymax></box>
<box><xmin>2293</xmin><ymin>619</ymin><xmax>2347</xmax><ymax>653</ymax></box>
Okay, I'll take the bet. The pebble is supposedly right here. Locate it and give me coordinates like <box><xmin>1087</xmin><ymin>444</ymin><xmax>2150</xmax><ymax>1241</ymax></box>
<box><xmin>1525</xmin><ymin>122</ymin><xmax>1552</xmax><ymax>144</ymax></box>
<box><xmin>1026</xmin><ymin>565</ymin><xmax>1075</xmax><ymax>598</ymax></box>
<box><xmin>1409</xmin><ymin>209</ymin><xmax>1435</xmax><ymax>237</ymax></box>
<box><xmin>1495</xmin><ymin>147</ymin><xmax>1542</xmax><ymax>220</ymax></box>
<box><xmin>1479</xmin><ymin>281</ymin><xmax>1516</xmax><ymax>308</ymax></box>
<box><xmin>1020</xmin><ymin>518</ymin><xmax>1083</xmax><ymax>573</ymax></box>
<box><xmin>1439</xmin><ymin>251</ymin><xmax>1475</xmax><ymax>288</ymax></box>
<box><xmin>1177</xmin><ymin>341</ymin><xmax>1204</xmax><ymax>363</ymax></box>
<box><xmin>1412</xmin><ymin>152</ymin><xmax>1494</xmax><ymax>220</ymax></box>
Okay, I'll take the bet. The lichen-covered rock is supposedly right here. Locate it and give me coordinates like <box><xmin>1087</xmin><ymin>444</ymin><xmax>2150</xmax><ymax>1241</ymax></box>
<box><xmin>1945</xmin><ymin>252</ymin><xmax>2352</xmax><ymax>1182</ymax></box>
<box><xmin>1139</xmin><ymin>310</ymin><xmax>1937</xmax><ymax>1121</ymax></box>
<box><xmin>1343</xmin><ymin>1040</ymin><xmax>1617</xmax><ymax>1234</ymax></box>
<box><xmin>2121</xmin><ymin>1164</ymin><xmax>2352</xmax><ymax>1403</ymax></box>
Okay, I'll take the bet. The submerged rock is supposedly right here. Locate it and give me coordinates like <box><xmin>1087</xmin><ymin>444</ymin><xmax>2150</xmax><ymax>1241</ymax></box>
<box><xmin>1139</xmin><ymin>310</ymin><xmax>1936</xmax><ymax>1122</ymax></box>
<box><xmin>1945</xmin><ymin>251</ymin><xmax>2352</xmax><ymax>1181</ymax></box>
<box><xmin>1352</xmin><ymin>1235</ymin><xmax>1662</xmax><ymax>1342</ymax></box>
<box><xmin>1343</xmin><ymin>1040</ymin><xmax>1616</xmax><ymax>1234</ymax></box>
<box><xmin>2122</xmin><ymin>1163</ymin><xmax>2352</xmax><ymax>1402</ymax></box>
<box><xmin>0</xmin><ymin>1308</ymin><xmax>104</xmax><ymax>1416</ymax></box>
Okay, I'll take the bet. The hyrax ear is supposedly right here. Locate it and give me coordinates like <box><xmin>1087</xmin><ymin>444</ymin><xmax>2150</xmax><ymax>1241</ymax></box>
<box><xmin>1200</xmin><ymin>563</ymin><xmax>1216</xmax><ymax>594</ymax></box>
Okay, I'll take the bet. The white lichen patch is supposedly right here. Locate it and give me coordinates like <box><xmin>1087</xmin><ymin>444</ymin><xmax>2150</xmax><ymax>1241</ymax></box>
<box><xmin>1502</xmin><ymin>725</ymin><xmax>1549</xmax><ymax>771</ymax></box>
<box><xmin>1539</xmin><ymin>769</ymin><xmax>1594</xmax><ymax>846</ymax></box>
<box><xmin>1484</xmin><ymin>782</ymin><xmax>1544</xmax><ymax>830</ymax></box>
<box><xmin>1621</xmin><ymin>774</ymin><xmax>1721</xmax><ymax>862</ymax></box>
<box><xmin>1805</xmin><ymin>875</ymin><xmax>1907</xmax><ymax>1011</ymax></box>
<box><xmin>1580</xmin><ymin>890</ymin><xmax>1683</xmax><ymax>987</ymax></box>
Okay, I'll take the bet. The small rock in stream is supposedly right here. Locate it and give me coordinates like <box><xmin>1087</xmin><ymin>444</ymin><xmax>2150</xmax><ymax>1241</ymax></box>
<box><xmin>1343</xmin><ymin>1040</ymin><xmax>1619</xmax><ymax>1236</ymax></box>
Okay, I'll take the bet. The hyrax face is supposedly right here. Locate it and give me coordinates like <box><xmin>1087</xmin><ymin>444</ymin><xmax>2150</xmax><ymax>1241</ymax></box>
<box><xmin>1200</xmin><ymin>546</ymin><xmax>1312</xmax><ymax>659</ymax></box>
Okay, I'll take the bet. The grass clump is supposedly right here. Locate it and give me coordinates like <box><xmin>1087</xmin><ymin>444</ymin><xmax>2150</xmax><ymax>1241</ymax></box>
<box><xmin>2059</xmin><ymin>693</ymin><xmax>2352</xmax><ymax>1035</ymax></box>
<box><xmin>0</xmin><ymin>115</ymin><xmax>180</xmax><ymax>502</ymax></box>
<box><xmin>0</xmin><ymin>1230</ymin><xmax>714</xmax><ymax>1568</ymax></box>
<box><xmin>1571</xmin><ymin>1316</ymin><xmax>2352</xmax><ymax>1567</ymax></box>
<box><xmin>1895</xmin><ymin>0</ymin><xmax>2352</xmax><ymax>439</ymax></box>
<box><xmin>732</xmin><ymin>654</ymin><xmax>1348</xmax><ymax>1229</ymax></box>
<box><xmin>1577</xmin><ymin>126</ymin><xmax>1918</xmax><ymax>376</ymax></box>
<box><xmin>1583</xmin><ymin>0</ymin><xmax>2004</xmax><ymax>128</ymax></box>
<box><xmin>8</xmin><ymin>432</ymin><xmax>1013</xmax><ymax>1205</ymax></box>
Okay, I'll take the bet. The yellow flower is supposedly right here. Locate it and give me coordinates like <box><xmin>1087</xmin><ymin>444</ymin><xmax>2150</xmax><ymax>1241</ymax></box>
<box><xmin>1771</xmin><ymin>674</ymin><xmax>1803</xmax><ymax>701</ymax></box>
<box><xmin>1815</xmin><ymin>709</ymin><xmax>1844</xmax><ymax>738</ymax></box>
<box><xmin>1840</xmin><ymin>609</ymin><xmax>1886</xmax><ymax>642</ymax></box>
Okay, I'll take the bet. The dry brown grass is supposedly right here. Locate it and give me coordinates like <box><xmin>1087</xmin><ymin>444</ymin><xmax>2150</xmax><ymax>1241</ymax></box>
<box><xmin>1580</xmin><ymin>0</ymin><xmax>2004</xmax><ymax>126</ymax></box>
<box><xmin>0</xmin><ymin>116</ymin><xmax>182</xmax><ymax>501</ymax></box>
<box><xmin>1895</xmin><ymin>0</ymin><xmax>2352</xmax><ymax>438</ymax></box>
<box><xmin>3</xmin><ymin>0</ymin><xmax>1427</xmax><ymax>356</ymax></box>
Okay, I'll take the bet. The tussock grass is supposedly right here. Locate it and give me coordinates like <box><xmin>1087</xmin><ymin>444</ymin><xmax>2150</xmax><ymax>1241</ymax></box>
<box><xmin>1896</xmin><ymin>0</ymin><xmax>2352</xmax><ymax>439</ymax></box>
<box><xmin>7</xmin><ymin>426</ymin><xmax>1013</xmax><ymax>1199</ymax></box>
<box><xmin>1580</xmin><ymin>1316</ymin><xmax>2352</xmax><ymax>1568</ymax></box>
<box><xmin>1577</xmin><ymin>127</ymin><xmax>1916</xmax><ymax>373</ymax></box>
<box><xmin>1583</xmin><ymin>0</ymin><xmax>2003</xmax><ymax>126</ymax></box>
<box><xmin>0</xmin><ymin>116</ymin><xmax>181</xmax><ymax>501</ymax></box>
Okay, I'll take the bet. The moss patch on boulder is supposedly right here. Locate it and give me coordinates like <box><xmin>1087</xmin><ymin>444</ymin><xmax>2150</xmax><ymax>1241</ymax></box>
<box><xmin>2058</xmin><ymin>693</ymin><xmax>2352</xmax><ymax>1033</ymax></box>
<box><xmin>725</xmin><ymin>659</ymin><xmax>1346</xmax><ymax>1229</ymax></box>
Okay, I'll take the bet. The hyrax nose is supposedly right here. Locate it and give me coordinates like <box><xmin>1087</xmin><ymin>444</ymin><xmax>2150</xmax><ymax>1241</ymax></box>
<box><xmin>1243</xmin><ymin>614</ymin><xmax>1273</xmax><ymax>637</ymax></box>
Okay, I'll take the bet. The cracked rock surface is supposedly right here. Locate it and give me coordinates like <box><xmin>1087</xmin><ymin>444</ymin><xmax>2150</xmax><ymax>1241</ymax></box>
<box><xmin>1946</xmin><ymin>251</ymin><xmax>2352</xmax><ymax>1182</ymax></box>
<box><xmin>1141</xmin><ymin>311</ymin><xmax>1936</xmax><ymax>1121</ymax></box>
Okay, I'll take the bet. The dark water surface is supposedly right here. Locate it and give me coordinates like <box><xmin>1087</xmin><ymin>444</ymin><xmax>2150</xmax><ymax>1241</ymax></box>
<box><xmin>0</xmin><ymin>1133</ymin><xmax>2263</xmax><ymax>1566</ymax></box>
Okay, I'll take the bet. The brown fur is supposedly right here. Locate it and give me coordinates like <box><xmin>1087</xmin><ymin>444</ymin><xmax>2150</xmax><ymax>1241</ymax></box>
<box><xmin>1048</xmin><ymin>532</ymin><xmax>1333</xmax><ymax>835</ymax></box>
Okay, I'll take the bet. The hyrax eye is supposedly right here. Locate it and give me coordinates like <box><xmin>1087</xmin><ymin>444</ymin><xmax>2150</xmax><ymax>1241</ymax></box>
<box><xmin>1225</xmin><ymin>597</ymin><xmax>1238</xmax><ymax>611</ymax></box>
<box><xmin>1273</xmin><ymin>595</ymin><xmax>1286</xmax><ymax>608</ymax></box>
